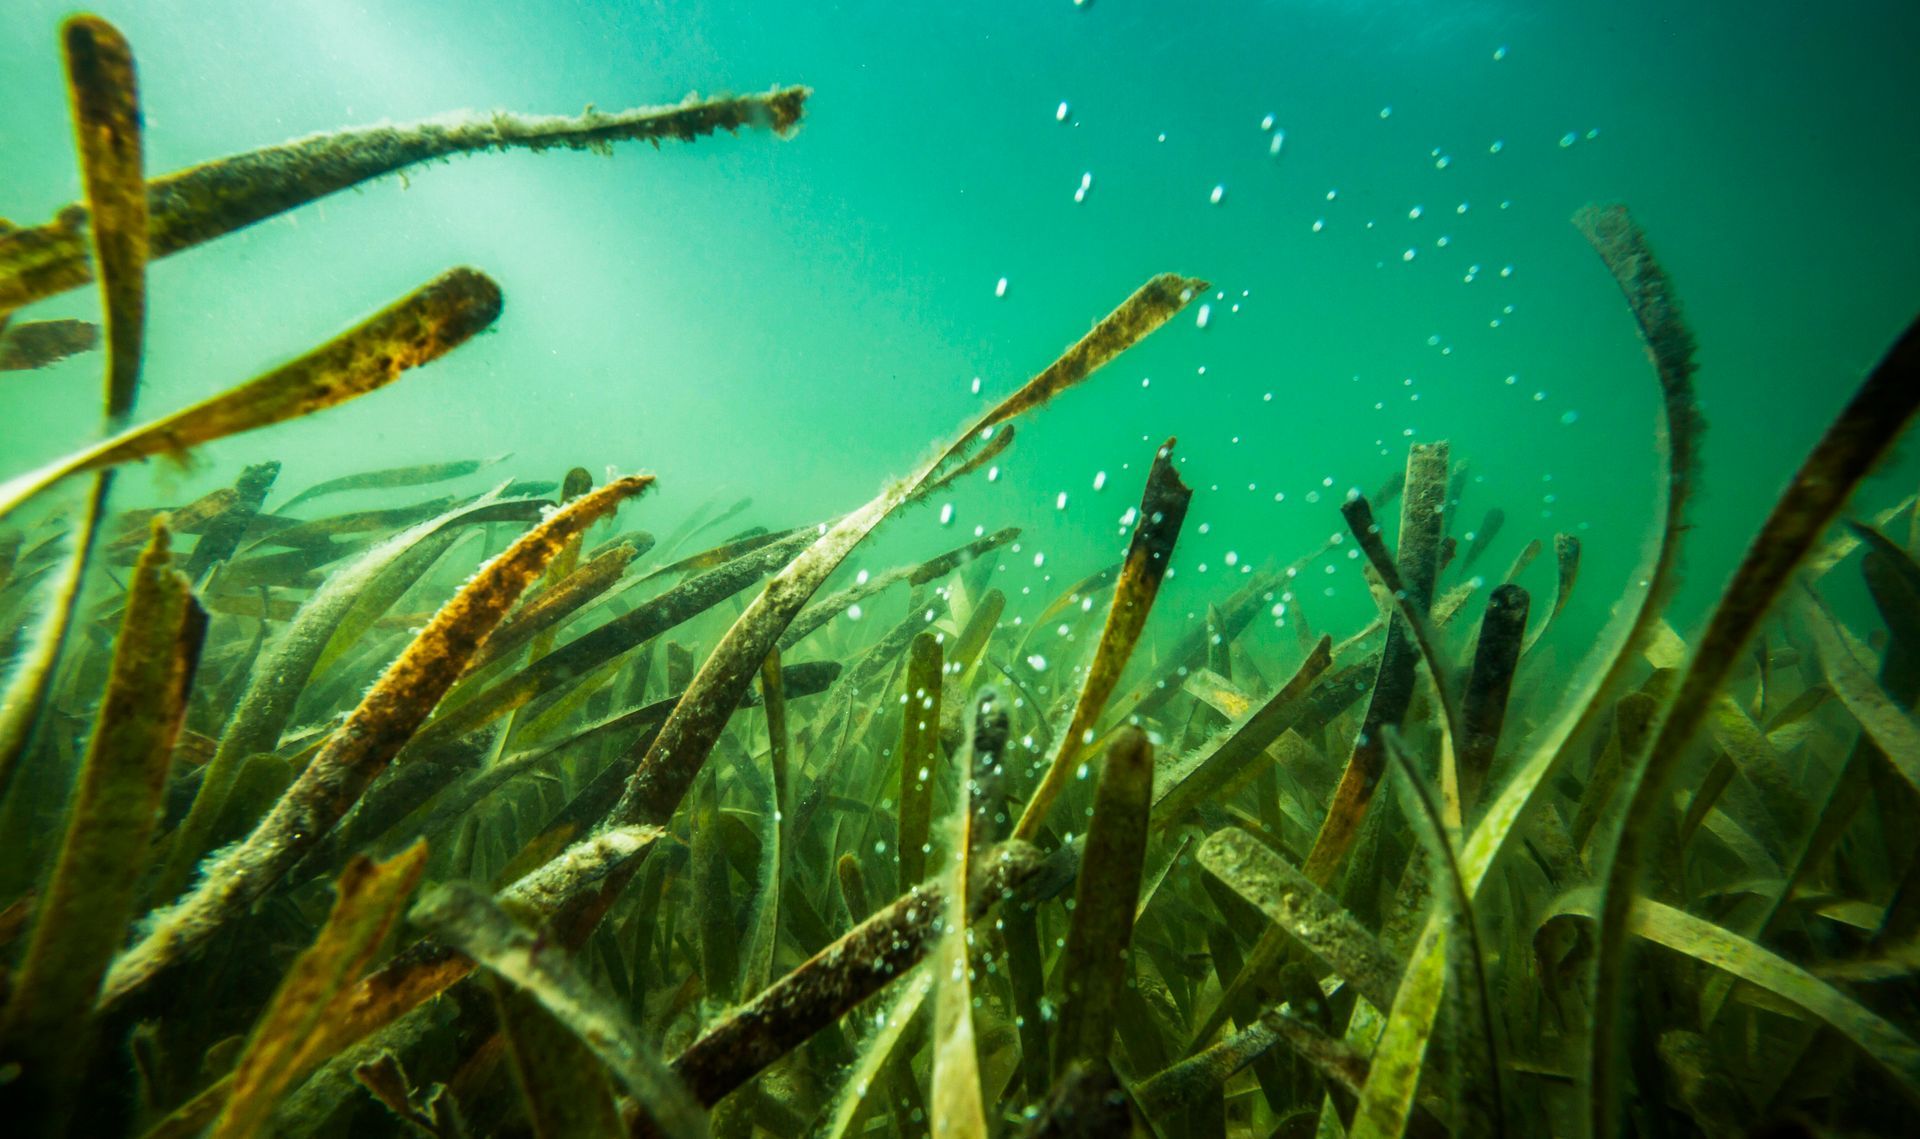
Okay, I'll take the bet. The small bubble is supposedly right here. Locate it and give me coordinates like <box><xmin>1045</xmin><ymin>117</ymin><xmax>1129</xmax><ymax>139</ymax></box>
<box><xmin>1559</xmin><ymin>131</ymin><xmax>1578</xmax><ymax>148</ymax></box>
<box><xmin>1092</xmin><ymin>470</ymin><xmax>1107</xmax><ymax>491</ymax></box>
<box><xmin>1026</xmin><ymin>654</ymin><xmax>1048</xmax><ymax>672</ymax></box>
<box><xmin>1494</xmin><ymin>44</ymin><xmax>1508</xmax><ymax>61</ymax></box>
<box><xmin>1056</xmin><ymin>100</ymin><xmax>1070</xmax><ymax>122</ymax></box>
<box><xmin>1209</xmin><ymin>183</ymin><xmax>1226</xmax><ymax>204</ymax></box>
<box><xmin>1409</xmin><ymin>204</ymin><xmax>1423</xmax><ymax>220</ymax></box>
<box><xmin>1056</xmin><ymin>491</ymin><xmax>1069</xmax><ymax>510</ymax></box>
<box><xmin>939</xmin><ymin>503</ymin><xmax>955</xmax><ymax>525</ymax></box>
<box><xmin>1489</xmin><ymin>139</ymin><xmax>1504</xmax><ymax>153</ymax></box>
<box><xmin>1402</xmin><ymin>247</ymin><xmax>1417</xmax><ymax>261</ymax></box>
<box><xmin>1196</xmin><ymin>303</ymin><xmax>1212</xmax><ymax>329</ymax></box>
<box><xmin>995</xmin><ymin>276</ymin><xmax>1008</xmax><ymax>297</ymax></box>
<box><xmin>1561</xmin><ymin>409</ymin><xmax>1580</xmax><ymax>425</ymax></box>
<box><xmin>847</xmin><ymin>603</ymin><xmax>863</xmax><ymax>620</ymax></box>
<box><xmin>1379</xmin><ymin>105</ymin><xmax>1393</xmax><ymax>119</ymax></box>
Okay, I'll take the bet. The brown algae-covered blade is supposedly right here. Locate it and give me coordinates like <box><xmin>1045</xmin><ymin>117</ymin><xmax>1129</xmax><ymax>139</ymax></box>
<box><xmin>1197</xmin><ymin>828</ymin><xmax>1402</xmax><ymax>1012</ymax></box>
<box><xmin>104</xmin><ymin>475</ymin><xmax>652</xmax><ymax>1009</ymax></box>
<box><xmin>0</xmin><ymin>268</ymin><xmax>503</xmax><ymax>523</ymax></box>
<box><xmin>1050</xmin><ymin>727</ymin><xmax>1153</xmax><ymax>1080</ymax></box>
<box><xmin>63</xmin><ymin>16</ymin><xmax>148</xmax><ymax>423</ymax></box>
<box><xmin>206</xmin><ymin>842</ymin><xmax>428</xmax><ymax>1139</ymax></box>
<box><xmin>1585</xmin><ymin>313</ymin><xmax>1920</xmax><ymax>1137</ymax></box>
<box><xmin>0</xmin><ymin>318</ymin><xmax>100</xmax><ymax>370</ymax></box>
<box><xmin>0</xmin><ymin>88</ymin><xmax>811</xmax><ymax>313</ymax></box>
<box><xmin>1013</xmin><ymin>438</ymin><xmax>1188</xmax><ymax>843</ymax></box>
<box><xmin>415</xmin><ymin>526</ymin><xmax>819</xmax><ymax>748</ymax></box>
<box><xmin>0</xmin><ymin>521</ymin><xmax>200</xmax><ymax>1130</ymax></box>
<box><xmin>409</xmin><ymin>880</ymin><xmax>706</xmax><ymax>1139</ymax></box>
<box><xmin>465</xmin><ymin>539</ymin><xmax>638</xmax><ymax>671</ymax></box>
<box><xmin>152</xmin><ymin>492</ymin><xmax>519</xmax><ymax>902</ymax></box>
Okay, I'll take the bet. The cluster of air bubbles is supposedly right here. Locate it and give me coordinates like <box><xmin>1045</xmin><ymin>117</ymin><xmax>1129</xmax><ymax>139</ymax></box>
<box><xmin>1073</xmin><ymin>171</ymin><xmax>1092</xmax><ymax>203</ymax></box>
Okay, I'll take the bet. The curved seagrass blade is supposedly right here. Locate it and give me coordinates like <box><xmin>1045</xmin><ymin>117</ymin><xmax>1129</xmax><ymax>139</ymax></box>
<box><xmin>0</xmin><ymin>268</ymin><xmax>503</xmax><ymax>524</ymax></box>
<box><xmin>62</xmin><ymin>15</ymin><xmax>147</xmax><ymax>426</ymax></box>
<box><xmin>1584</xmin><ymin>311</ymin><xmax>1920</xmax><ymax>1136</ymax></box>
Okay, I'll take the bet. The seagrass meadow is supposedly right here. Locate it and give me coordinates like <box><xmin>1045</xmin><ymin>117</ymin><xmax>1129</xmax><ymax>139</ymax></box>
<box><xmin>3</xmin><ymin>4</ymin><xmax>1920</xmax><ymax>1138</ymax></box>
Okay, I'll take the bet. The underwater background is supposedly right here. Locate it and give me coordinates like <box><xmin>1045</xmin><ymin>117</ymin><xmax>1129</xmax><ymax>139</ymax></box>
<box><xmin>3</xmin><ymin>0</ymin><xmax>1916</xmax><ymax>644</ymax></box>
<box><xmin>4</xmin><ymin>2</ymin><xmax>1920</xmax><ymax>1137</ymax></box>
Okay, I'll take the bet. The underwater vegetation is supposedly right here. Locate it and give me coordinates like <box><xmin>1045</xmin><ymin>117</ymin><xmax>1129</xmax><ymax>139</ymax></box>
<box><xmin>2</xmin><ymin>12</ymin><xmax>1920</xmax><ymax>1139</ymax></box>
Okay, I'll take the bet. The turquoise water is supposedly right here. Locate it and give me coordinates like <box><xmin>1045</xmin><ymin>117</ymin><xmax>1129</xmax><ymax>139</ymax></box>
<box><xmin>4</xmin><ymin>0</ymin><xmax>1917</xmax><ymax>650</ymax></box>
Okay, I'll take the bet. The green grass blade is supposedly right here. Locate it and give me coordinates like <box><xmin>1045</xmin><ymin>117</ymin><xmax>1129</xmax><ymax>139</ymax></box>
<box><xmin>0</xmin><ymin>520</ymin><xmax>200</xmax><ymax>1131</ymax></box>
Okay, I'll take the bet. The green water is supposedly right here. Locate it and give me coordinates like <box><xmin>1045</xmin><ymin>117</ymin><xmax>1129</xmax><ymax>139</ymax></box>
<box><xmin>3</xmin><ymin>5</ymin><xmax>1920</xmax><ymax>1134</ymax></box>
<box><xmin>4</xmin><ymin>0</ymin><xmax>1916</xmax><ymax>645</ymax></box>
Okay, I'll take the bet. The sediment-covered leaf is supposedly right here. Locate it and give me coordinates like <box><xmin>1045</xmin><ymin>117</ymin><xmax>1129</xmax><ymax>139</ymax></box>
<box><xmin>0</xmin><ymin>90</ymin><xmax>811</xmax><ymax>312</ymax></box>
<box><xmin>0</xmin><ymin>268</ymin><xmax>503</xmax><ymax>523</ymax></box>
<box><xmin>105</xmin><ymin>476</ymin><xmax>652</xmax><ymax>1008</ymax></box>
